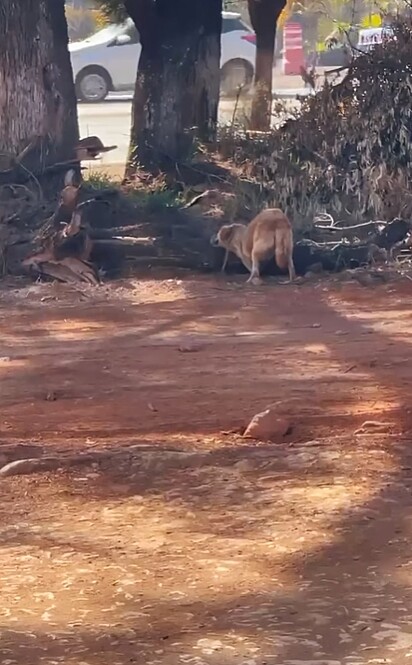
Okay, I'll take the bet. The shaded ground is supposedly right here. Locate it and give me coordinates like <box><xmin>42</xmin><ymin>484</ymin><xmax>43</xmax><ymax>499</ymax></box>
<box><xmin>1</xmin><ymin>272</ymin><xmax>412</xmax><ymax>664</ymax></box>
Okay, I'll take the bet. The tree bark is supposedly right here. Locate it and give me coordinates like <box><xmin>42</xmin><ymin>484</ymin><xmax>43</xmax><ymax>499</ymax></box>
<box><xmin>124</xmin><ymin>0</ymin><xmax>222</xmax><ymax>177</ymax></box>
<box><xmin>248</xmin><ymin>0</ymin><xmax>286</xmax><ymax>131</ymax></box>
<box><xmin>0</xmin><ymin>0</ymin><xmax>79</xmax><ymax>188</ymax></box>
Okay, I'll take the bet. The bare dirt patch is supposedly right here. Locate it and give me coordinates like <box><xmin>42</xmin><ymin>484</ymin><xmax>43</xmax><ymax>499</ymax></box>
<box><xmin>1</xmin><ymin>273</ymin><xmax>412</xmax><ymax>664</ymax></box>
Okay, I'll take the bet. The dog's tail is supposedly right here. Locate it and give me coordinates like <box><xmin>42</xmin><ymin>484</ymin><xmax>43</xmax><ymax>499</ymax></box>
<box><xmin>275</xmin><ymin>225</ymin><xmax>295</xmax><ymax>279</ymax></box>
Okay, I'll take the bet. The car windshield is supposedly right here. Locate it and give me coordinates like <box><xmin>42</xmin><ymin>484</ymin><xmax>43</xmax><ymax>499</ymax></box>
<box><xmin>77</xmin><ymin>23</ymin><xmax>126</xmax><ymax>45</ymax></box>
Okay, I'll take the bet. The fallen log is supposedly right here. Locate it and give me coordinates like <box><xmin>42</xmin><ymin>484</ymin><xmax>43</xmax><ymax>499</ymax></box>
<box><xmin>24</xmin><ymin>258</ymin><xmax>100</xmax><ymax>286</ymax></box>
<box><xmin>91</xmin><ymin>237</ymin><xmax>158</xmax><ymax>274</ymax></box>
<box><xmin>90</xmin><ymin>224</ymin><xmax>153</xmax><ymax>239</ymax></box>
<box><xmin>312</xmin><ymin>218</ymin><xmax>411</xmax><ymax>247</ymax></box>
<box><xmin>94</xmin><ymin>237</ymin><xmax>155</xmax><ymax>249</ymax></box>
<box><xmin>314</xmin><ymin>220</ymin><xmax>387</xmax><ymax>232</ymax></box>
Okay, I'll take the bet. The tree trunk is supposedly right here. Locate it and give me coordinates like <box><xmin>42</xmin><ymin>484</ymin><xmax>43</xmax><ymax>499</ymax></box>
<box><xmin>0</xmin><ymin>0</ymin><xmax>79</xmax><ymax>188</ymax></box>
<box><xmin>248</xmin><ymin>0</ymin><xmax>286</xmax><ymax>131</ymax></box>
<box><xmin>124</xmin><ymin>0</ymin><xmax>222</xmax><ymax>177</ymax></box>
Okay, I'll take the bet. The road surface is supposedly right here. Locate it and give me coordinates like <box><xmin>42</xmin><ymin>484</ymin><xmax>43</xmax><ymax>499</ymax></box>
<box><xmin>78</xmin><ymin>92</ymin><xmax>308</xmax><ymax>167</ymax></box>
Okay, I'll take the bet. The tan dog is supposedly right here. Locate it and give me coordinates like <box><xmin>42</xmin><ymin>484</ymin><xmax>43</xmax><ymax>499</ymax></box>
<box><xmin>210</xmin><ymin>208</ymin><xmax>295</xmax><ymax>283</ymax></box>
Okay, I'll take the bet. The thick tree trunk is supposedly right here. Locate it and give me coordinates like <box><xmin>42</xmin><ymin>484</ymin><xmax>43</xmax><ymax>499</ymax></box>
<box><xmin>248</xmin><ymin>0</ymin><xmax>286</xmax><ymax>131</ymax></box>
<box><xmin>0</xmin><ymin>0</ymin><xmax>79</xmax><ymax>187</ymax></box>
<box><xmin>124</xmin><ymin>0</ymin><xmax>222</xmax><ymax>177</ymax></box>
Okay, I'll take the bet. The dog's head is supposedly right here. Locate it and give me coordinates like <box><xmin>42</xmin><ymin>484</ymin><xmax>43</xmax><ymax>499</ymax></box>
<box><xmin>210</xmin><ymin>224</ymin><xmax>243</xmax><ymax>249</ymax></box>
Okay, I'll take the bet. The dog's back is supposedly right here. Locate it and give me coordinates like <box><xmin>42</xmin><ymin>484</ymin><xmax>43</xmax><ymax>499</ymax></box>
<box><xmin>244</xmin><ymin>208</ymin><xmax>293</xmax><ymax>270</ymax></box>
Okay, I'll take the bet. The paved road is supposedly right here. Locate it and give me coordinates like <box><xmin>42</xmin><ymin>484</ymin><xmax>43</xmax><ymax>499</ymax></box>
<box><xmin>78</xmin><ymin>91</ymin><xmax>308</xmax><ymax>166</ymax></box>
<box><xmin>79</xmin><ymin>100</ymin><xmax>132</xmax><ymax>165</ymax></box>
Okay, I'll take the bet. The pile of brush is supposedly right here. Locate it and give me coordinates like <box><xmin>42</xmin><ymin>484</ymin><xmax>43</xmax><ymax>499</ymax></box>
<box><xmin>267</xmin><ymin>15</ymin><xmax>412</xmax><ymax>224</ymax></box>
<box><xmin>219</xmin><ymin>14</ymin><xmax>412</xmax><ymax>230</ymax></box>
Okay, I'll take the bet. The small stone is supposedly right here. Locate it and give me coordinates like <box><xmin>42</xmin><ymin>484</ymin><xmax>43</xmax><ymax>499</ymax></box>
<box><xmin>244</xmin><ymin>408</ymin><xmax>292</xmax><ymax>442</ymax></box>
<box><xmin>311</xmin><ymin>322</ymin><xmax>321</xmax><ymax>328</ymax></box>
<box><xmin>45</xmin><ymin>391</ymin><xmax>57</xmax><ymax>401</ymax></box>
<box><xmin>355</xmin><ymin>420</ymin><xmax>392</xmax><ymax>435</ymax></box>
<box><xmin>178</xmin><ymin>343</ymin><xmax>202</xmax><ymax>353</ymax></box>
<box><xmin>234</xmin><ymin>459</ymin><xmax>257</xmax><ymax>472</ymax></box>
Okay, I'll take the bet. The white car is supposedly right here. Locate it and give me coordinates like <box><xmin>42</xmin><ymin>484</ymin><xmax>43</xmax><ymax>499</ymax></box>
<box><xmin>70</xmin><ymin>11</ymin><xmax>256</xmax><ymax>103</ymax></box>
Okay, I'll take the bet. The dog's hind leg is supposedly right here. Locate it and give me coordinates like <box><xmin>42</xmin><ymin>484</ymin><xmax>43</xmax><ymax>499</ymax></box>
<box><xmin>288</xmin><ymin>253</ymin><xmax>296</xmax><ymax>282</ymax></box>
<box><xmin>221</xmin><ymin>249</ymin><xmax>229</xmax><ymax>273</ymax></box>
<box><xmin>275</xmin><ymin>235</ymin><xmax>295</xmax><ymax>282</ymax></box>
<box><xmin>246</xmin><ymin>251</ymin><xmax>262</xmax><ymax>284</ymax></box>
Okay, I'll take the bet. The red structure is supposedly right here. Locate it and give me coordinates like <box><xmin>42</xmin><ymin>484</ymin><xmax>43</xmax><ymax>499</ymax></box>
<box><xmin>282</xmin><ymin>22</ymin><xmax>304</xmax><ymax>75</ymax></box>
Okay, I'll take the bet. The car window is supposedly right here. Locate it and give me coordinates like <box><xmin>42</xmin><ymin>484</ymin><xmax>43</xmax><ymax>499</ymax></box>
<box><xmin>222</xmin><ymin>18</ymin><xmax>250</xmax><ymax>33</ymax></box>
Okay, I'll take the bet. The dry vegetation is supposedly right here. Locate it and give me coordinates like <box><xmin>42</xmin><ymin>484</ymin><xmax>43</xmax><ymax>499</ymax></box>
<box><xmin>219</xmin><ymin>16</ymin><xmax>412</xmax><ymax>227</ymax></box>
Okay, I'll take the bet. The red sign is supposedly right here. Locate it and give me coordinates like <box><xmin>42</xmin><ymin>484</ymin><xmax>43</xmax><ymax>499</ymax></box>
<box><xmin>283</xmin><ymin>22</ymin><xmax>304</xmax><ymax>75</ymax></box>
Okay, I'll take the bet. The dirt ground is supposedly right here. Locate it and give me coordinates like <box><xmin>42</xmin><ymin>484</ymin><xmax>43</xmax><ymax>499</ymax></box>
<box><xmin>2</xmin><ymin>271</ymin><xmax>412</xmax><ymax>665</ymax></box>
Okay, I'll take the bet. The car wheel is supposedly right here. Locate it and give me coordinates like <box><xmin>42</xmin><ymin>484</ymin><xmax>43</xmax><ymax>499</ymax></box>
<box><xmin>221</xmin><ymin>59</ymin><xmax>253</xmax><ymax>97</ymax></box>
<box><xmin>76</xmin><ymin>68</ymin><xmax>110</xmax><ymax>103</ymax></box>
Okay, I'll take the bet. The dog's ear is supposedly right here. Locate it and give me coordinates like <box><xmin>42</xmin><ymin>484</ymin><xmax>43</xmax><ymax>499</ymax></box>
<box><xmin>218</xmin><ymin>225</ymin><xmax>236</xmax><ymax>246</ymax></box>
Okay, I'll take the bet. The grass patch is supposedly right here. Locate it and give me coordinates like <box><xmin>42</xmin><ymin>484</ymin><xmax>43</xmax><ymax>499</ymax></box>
<box><xmin>83</xmin><ymin>170</ymin><xmax>181</xmax><ymax>213</ymax></box>
<box><xmin>83</xmin><ymin>170</ymin><xmax>121</xmax><ymax>190</ymax></box>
